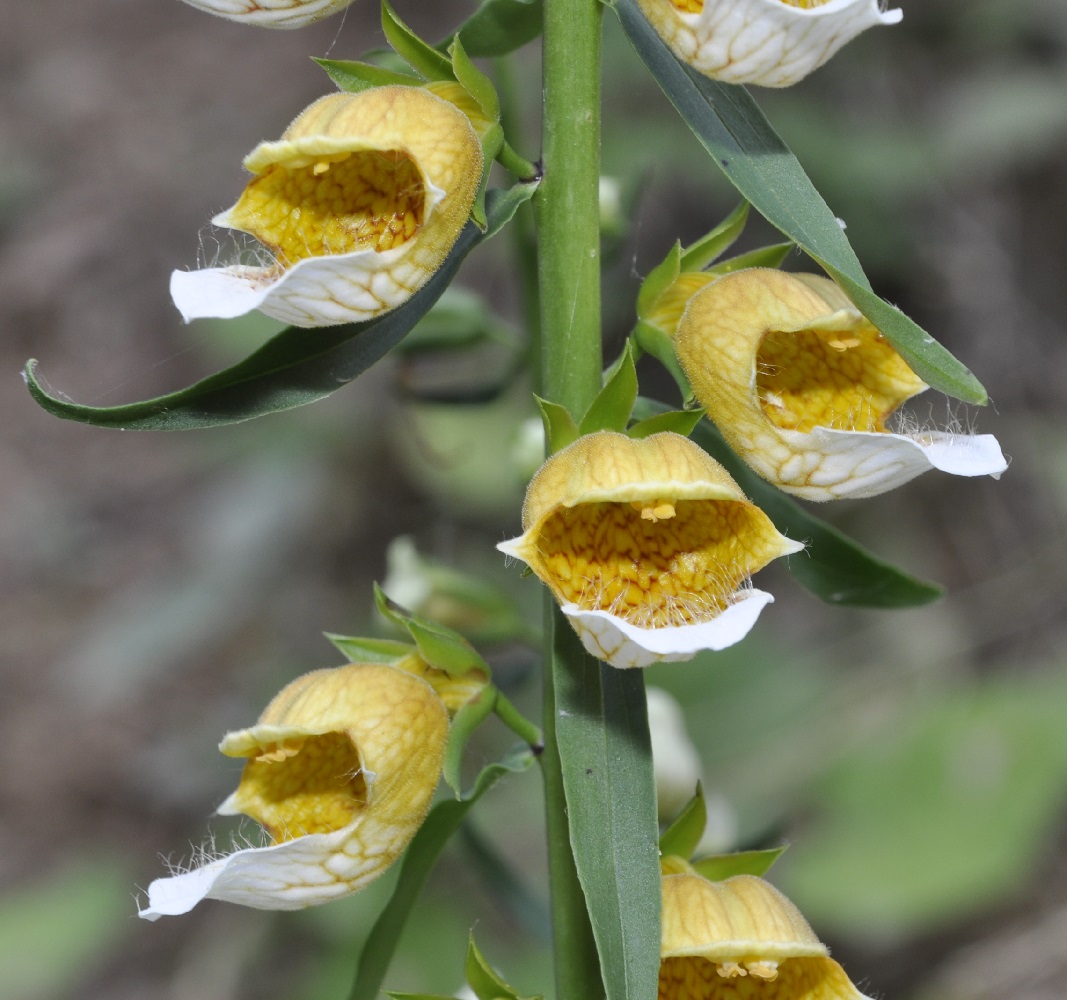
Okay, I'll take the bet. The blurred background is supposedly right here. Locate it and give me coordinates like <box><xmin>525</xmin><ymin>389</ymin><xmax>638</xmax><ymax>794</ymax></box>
<box><xmin>1</xmin><ymin>0</ymin><xmax>1065</xmax><ymax>997</ymax></box>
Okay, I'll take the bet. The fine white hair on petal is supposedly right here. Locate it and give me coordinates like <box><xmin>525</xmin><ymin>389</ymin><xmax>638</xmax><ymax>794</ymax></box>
<box><xmin>772</xmin><ymin>427</ymin><xmax>1007</xmax><ymax>500</ymax></box>
<box><xmin>562</xmin><ymin>589</ymin><xmax>778</xmax><ymax>669</ymax></box>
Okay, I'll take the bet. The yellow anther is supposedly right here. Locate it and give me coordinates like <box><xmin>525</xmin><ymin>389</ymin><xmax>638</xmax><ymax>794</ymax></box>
<box><xmin>630</xmin><ymin>500</ymin><xmax>677</xmax><ymax>522</ymax></box>
<box><xmin>746</xmin><ymin>960</ymin><xmax>780</xmax><ymax>980</ymax></box>
<box><xmin>312</xmin><ymin>161</ymin><xmax>331</xmax><ymax>175</ymax></box>
<box><xmin>827</xmin><ymin>336</ymin><xmax>862</xmax><ymax>351</ymax></box>
<box><xmin>717</xmin><ymin>961</ymin><xmax>746</xmax><ymax>978</ymax></box>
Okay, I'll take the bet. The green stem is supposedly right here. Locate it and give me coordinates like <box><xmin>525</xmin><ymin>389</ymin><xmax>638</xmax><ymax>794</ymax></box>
<box><xmin>494</xmin><ymin>691</ymin><xmax>544</xmax><ymax>749</ymax></box>
<box><xmin>534</xmin><ymin>0</ymin><xmax>606</xmax><ymax>996</ymax></box>
<box><xmin>535</xmin><ymin>0</ymin><xmax>604</xmax><ymax>415</ymax></box>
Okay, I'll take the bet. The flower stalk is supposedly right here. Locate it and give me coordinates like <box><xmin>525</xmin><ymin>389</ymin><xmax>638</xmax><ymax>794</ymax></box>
<box><xmin>534</xmin><ymin>0</ymin><xmax>614</xmax><ymax>995</ymax></box>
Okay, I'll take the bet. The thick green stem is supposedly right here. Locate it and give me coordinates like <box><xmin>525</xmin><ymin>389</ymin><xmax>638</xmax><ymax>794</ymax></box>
<box><xmin>534</xmin><ymin>0</ymin><xmax>606</xmax><ymax>996</ymax></box>
<box><xmin>535</xmin><ymin>0</ymin><xmax>604</xmax><ymax>415</ymax></box>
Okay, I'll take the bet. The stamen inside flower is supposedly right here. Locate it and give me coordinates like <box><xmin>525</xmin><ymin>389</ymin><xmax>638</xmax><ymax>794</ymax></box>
<box><xmin>532</xmin><ymin>499</ymin><xmax>777</xmax><ymax>629</ymax></box>
<box><xmin>660</xmin><ymin>957</ymin><xmax>820</xmax><ymax>999</ymax></box>
<box><xmin>755</xmin><ymin>326</ymin><xmax>923</xmax><ymax>433</ymax></box>
<box><xmin>234</xmin><ymin>732</ymin><xmax>369</xmax><ymax>843</ymax></box>
<box><xmin>631</xmin><ymin>500</ymin><xmax>678</xmax><ymax>522</ymax></box>
<box><xmin>225</xmin><ymin>150</ymin><xmax>426</xmax><ymax>267</ymax></box>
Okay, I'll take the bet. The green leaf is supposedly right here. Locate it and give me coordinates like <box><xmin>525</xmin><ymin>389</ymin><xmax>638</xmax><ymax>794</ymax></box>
<box><xmin>386</xmin><ymin>993</ymin><xmax>458</xmax><ymax>1000</ymax></box>
<box><xmin>632</xmin><ymin>322</ymin><xmax>692</xmax><ymax>401</ymax></box>
<box><xmin>632</xmin><ymin>399</ymin><xmax>943</xmax><ymax>607</ymax></box>
<box><xmin>374</xmin><ymin>584</ymin><xmax>490</xmax><ymax>675</ymax></box>
<box><xmin>449</xmin><ymin>36</ymin><xmax>500</xmax><ymax>119</ymax></box>
<box><xmin>25</xmin><ymin>187</ymin><xmax>529</xmax><ymax>430</ymax></box>
<box><xmin>627</xmin><ymin>407</ymin><xmax>702</xmax><ymax>440</ymax></box>
<box><xmin>450</xmin><ymin>0</ymin><xmax>544</xmax><ymax>58</ymax></box>
<box><xmin>381</xmin><ymin>0</ymin><xmax>454</xmax><ymax>81</ymax></box>
<box><xmin>314</xmin><ymin>57</ymin><xmax>422</xmax><ymax>93</ymax></box>
<box><xmin>613</xmin><ymin>0</ymin><xmax>987</xmax><ymax>406</ymax></box>
<box><xmin>443</xmin><ymin>685</ymin><xmax>498</xmax><ymax>795</ymax></box>
<box><xmin>580</xmin><ymin>341</ymin><xmax>639</xmax><ymax>434</ymax></box>
<box><xmin>554</xmin><ymin>618</ymin><xmax>661</xmax><ymax>1000</ymax></box>
<box><xmin>348</xmin><ymin>749</ymin><xmax>535</xmax><ymax>1000</ymax></box>
<box><xmin>536</xmin><ymin>395</ymin><xmax>580</xmax><ymax>453</ymax></box>
<box><xmin>466</xmin><ymin>934</ymin><xmax>529</xmax><ymax>1000</ymax></box>
<box><xmin>484</xmin><ymin>178</ymin><xmax>540</xmax><ymax>239</ymax></box>
<box><xmin>658</xmin><ymin>784</ymin><xmax>706</xmax><ymax>860</ymax></box>
<box><xmin>636</xmin><ymin>242</ymin><xmax>681</xmax><ymax>319</ymax></box>
<box><xmin>707</xmin><ymin>241</ymin><xmax>793</xmax><ymax>276</ymax></box>
<box><xmin>692</xmin><ymin>846</ymin><xmax>787</xmax><ymax>881</ymax></box>
<box><xmin>679</xmin><ymin>200</ymin><xmax>748</xmax><ymax>272</ymax></box>
<box><xmin>325</xmin><ymin>634</ymin><xmax>417</xmax><ymax>665</ymax></box>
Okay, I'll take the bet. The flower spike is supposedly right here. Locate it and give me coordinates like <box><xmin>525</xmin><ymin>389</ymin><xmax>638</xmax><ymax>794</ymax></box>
<box><xmin>675</xmin><ymin>269</ymin><xmax>1007</xmax><ymax>501</ymax></box>
<box><xmin>178</xmin><ymin>0</ymin><xmax>356</xmax><ymax>28</ymax></box>
<box><xmin>660</xmin><ymin>870</ymin><xmax>874</xmax><ymax>999</ymax></box>
<box><xmin>498</xmin><ymin>431</ymin><xmax>802</xmax><ymax>668</ymax></box>
<box><xmin>171</xmin><ymin>86</ymin><xmax>483</xmax><ymax>328</ymax></box>
<box><xmin>637</xmin><ymin>0</ymin><xmax>902</xmax><ymax>88</ymax></box>
<box><xmin>139</xmin><ymin>662</ymin><xmax>448</xmax><ymax>918</ymax></box>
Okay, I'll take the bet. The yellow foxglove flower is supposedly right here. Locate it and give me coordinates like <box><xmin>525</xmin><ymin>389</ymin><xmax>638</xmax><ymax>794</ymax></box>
<box><xmin>179</xmin><ymin>0</ymin><xmax>356</xmax><ymax>28</ymax></box>
<box><xmin>636</xmin><ymin>0</ymin><xmax>902</xmax><ymax>88</ymax></box>
<box><xmin>497</xmin><ymin>431</ymin><xmax>802</xmax><ymax>668</ymax></box>
<box><xmin>660</xmin><ymin>870</ymin><xmax>873</xmax><ymax>999</ymax></box>
<box><xmin>171</xmin><ymin>86</ymin><xmax>483</xmax><ymax>328</ymax></box>
<box><xmin>139</xmin><ymin>662</ymin><xmax>448</xmax><ymax>919</ymax></box>
<box><xmin>675</xmin><ymin>269</ymin><xmax>1007</xmax><ymax>501</ymax></box>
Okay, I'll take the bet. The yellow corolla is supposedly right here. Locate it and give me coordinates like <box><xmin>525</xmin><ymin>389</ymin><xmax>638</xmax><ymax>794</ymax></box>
<box><xmin>636</xmin><ymin>0</ymin><xmax>902</xmax><ymax>88</ymax></box>
<box><xmin>139</xmin><ymin>662</ymin><xmax>448</xmax><ymax>918</ymax></box>
<box><xmin>497</xmin><ymin>431</ymin><xmax>802</xmax><ymax>668</ymax></box>
<box><xmin>660</xmin><ymin>869</ymin><xmax>873</xmax><ymax>1000</ymax></box>
<box><xmin>675</xmin><ymin>269</ymin><xmax>1007</xmax><ymax>501</ymax></box>
<box><xmin>178</xmin><ymin>0</ymin><xmax>356</xmax><ymax>28</ymax></box>
<box><xmin>171</xmin><ymin>86</ymin><xmax>483</xmax><ymax>328</ymax></box>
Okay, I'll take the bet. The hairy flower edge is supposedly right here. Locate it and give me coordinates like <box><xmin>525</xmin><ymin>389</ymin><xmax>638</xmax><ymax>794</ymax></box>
<box><xmin>171</xmin><ymin>86</ymin><xmax>483</xmax><ymax>328</ymax></box>
<box><xmin>138</xmin><ymin>663</ymin><xmax>448</xmax><ymax>919</ymax></box>
<box><xmin>498</xmin><ymin>431</ymin><xmax>803</xmax><ymax>668</ymax></box>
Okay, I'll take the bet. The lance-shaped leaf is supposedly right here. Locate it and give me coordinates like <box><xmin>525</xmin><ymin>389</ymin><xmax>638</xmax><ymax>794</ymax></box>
<box><xmin>382</xmin><ymin>0</ymin><xmax>454</xmax><ymax>81</ymax></box>
<box><xmin>659</xmin><ymin>784</ymin><xmax>707</xmax><ymax>861</ymax></box>
<box><xmin>448</xmin><ymin>0</ymin><xmax>544</xmax><ymax>58</ymax></box>
<box><xmin>691</xmin><ymin>846</ymin><xmax>787</xmax><ymax>881</ymax></box>
<box><xmin>24</xmin><ymin>187</ymin><xmax>532</xmax><ymax>431</ymax></box>
<box><xmin>553</xmin><ymin>619</ymin><xmax>661</xmax><ymax>1000</ymax></box>
<box><xmin>374</xmin><ymin>585</ymin><xmax>490</xmax><ymax>677</ymax></box>
<box><xmin>466</xmin><ymin>934</ymin><xmax>540</xmax><ymax>1000</ymax></box>
<box><xmin>536</xmin><ymin>396</ymin><xmax>581</xmax><ymax>454</ymax></box>
<box><xmin>580</xmin><ymin>341</ymin><xmax>639</xmax><ymax>435</ymax></box>
<box><xmin>325</xmin><ymin>634</ymin><xmax>417</xmax><ymax>665</ymax></box>
<box><xmin>613</xmin><ymin>0</ymin><xmax>987</xmax><ymax>406</ymax></box>
<box><xmin>314</xmin><ymin>58</ymin><xmax>422</xmax><ymax>94</ymax></box>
